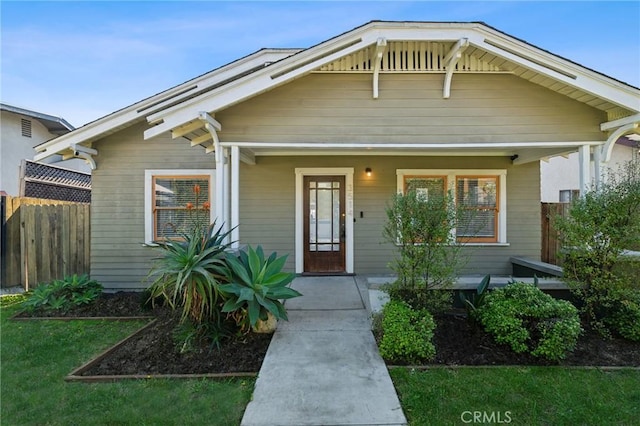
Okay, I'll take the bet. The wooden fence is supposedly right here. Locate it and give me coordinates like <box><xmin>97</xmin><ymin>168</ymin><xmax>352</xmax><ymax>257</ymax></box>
<box><xmin>541</xmin><ymin>202</ymin><xmax>570</xmax><ymax>266</ymax></box>
<box><xmin>0</xmin><ymin>196</ymin><xmax>90</xmax><ymax>289</ymax></box>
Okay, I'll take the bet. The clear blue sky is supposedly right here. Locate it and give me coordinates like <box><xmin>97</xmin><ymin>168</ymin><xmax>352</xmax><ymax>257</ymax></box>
<box><xmin>1</xmin><ymin>1</ymin><xmax>639</xmax><ymax>127</ymax></box>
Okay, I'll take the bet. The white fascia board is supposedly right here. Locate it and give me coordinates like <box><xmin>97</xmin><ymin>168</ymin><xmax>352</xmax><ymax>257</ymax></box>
<box><xmin>219</xmin><ymin>141</ymin><xmax>604</xmax><ymax>149</ymax></box>
<box><xmin>474</xmin><ymin>27</ymin><xmax>640</xmax><ymax>112</ymax></box>
<box><xmin>145</xmin><ymin>37</ymin><xmax>382</xmax><ymax>139</ymax></box>
<box><xmin>34</xmin><ymin>49</ymin><xmax>298</xmax><ymax>161</ymax></box>
<box><xmin>144</xmin><ymin>27</ymin><xmax>486</xmax><ymax>139</ymax></box>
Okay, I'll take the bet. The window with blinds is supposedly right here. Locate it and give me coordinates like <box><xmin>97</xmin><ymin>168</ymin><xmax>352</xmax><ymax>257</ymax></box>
<box><xmin>153</xmin><ymin>175</ymin><xmax>210</xmax><ymax>240</ymax></box>
<box><xmin>397</xmin><ymin>169</ymin><xmax>505</xmax><ymax>244</ymax></box>
<box><xmin>456</xmin><ymin>176</ymin><xmax>498</xmax><ymax>242</ymax></box>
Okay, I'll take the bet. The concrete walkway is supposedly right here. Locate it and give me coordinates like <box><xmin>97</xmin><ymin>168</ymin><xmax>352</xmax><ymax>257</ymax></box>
<box><xmin>241</xmin><ymin>276</ymin><xmax>406</xmax><ymax>426</ymax></box>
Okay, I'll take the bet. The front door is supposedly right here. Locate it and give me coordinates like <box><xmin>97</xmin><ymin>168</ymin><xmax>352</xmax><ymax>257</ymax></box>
<box><xmin>303</xmin><ymin>175</ymin><xmax>346</xmax><ymax>273</ymax></box>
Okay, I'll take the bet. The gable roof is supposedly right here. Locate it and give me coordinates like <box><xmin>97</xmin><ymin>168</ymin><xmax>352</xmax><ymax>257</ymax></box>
<box><xmin>35</xmin><ymin>20</ymin><xmax>640</xmax><ymax>162</ymax></box>
<box><xmin>1</xmin><ymin>103</ymin><xmax>75</xmax><ymax>135</ymax></box>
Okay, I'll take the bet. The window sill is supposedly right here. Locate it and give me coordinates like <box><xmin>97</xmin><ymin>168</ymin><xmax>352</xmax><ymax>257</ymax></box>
<box><xmin>464</xmin><ymin>242</ymin><xmax>510</xmax><ymax>247</ymax></box>
<box><xmin>142</xmin><ymin>242</ymin><xmax>160</xmax><ymax>247</ymax></box>
<box><xmin>394</xmin><ymin>242</ymin><xmax>510</xmax><ymax>247</ymax></box>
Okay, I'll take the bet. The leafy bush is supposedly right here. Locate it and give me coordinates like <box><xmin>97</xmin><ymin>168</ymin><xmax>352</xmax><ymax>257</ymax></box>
<box><xmin>220</xmin><ymin>245</ymin><xmax>300</xmax><ymax>331</ymax></box>
<box><xmin>383</xmin><ymin>190</ymin><xmax>466</xmax><ymax>313</ymax></box>
<box><xmin>475</xmin><ymin>283</ymin><xmax>582</xmax><ymax>361</ymax></box>
<box><xmin>20</xmin><ymin>274</ymin><xmax>102</xmax><ymax>313</ymax></box>
<box><xmin>378</xmin><ymin>300</ymin><xmax>436</xmax><ymax>364</ymax></box>
<box><xmin>557</xmin><ymin>161</ymin><xmax>640</xmax><ymax>332</ymax></box>
<box><xmin>601</xmin><ymin>289</ymin><xmax>640</xmax><ymax>341</ymax></box>
<box><xmin>146</xmin><ymin>222</ymin><xmax>233</xmax><ymax>348</ymax></box>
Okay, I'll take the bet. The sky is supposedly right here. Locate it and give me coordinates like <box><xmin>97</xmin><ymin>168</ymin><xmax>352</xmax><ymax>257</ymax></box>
<box><xmin>1</xmin><ymin>1</ymin><xmax>639</xmax><ymax>127</ymax></box>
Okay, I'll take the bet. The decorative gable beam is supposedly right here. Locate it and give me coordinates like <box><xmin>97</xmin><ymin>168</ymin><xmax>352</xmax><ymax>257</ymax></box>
<box><xmin>600</xmin><ymin>113</ymin><xmax>640</xmax><ymax>131</ymax></box>
<box><xmin>372</xmin><ymin>38</ymin><xmax>387</xmax><ymax>99</ymax></box>
<box><xmin>601</xmin><ymin>122</ymin><xmax>639</xmax><ymax>162</ymax></box>
<box><xmin>443</xmin><ymin>38</ymin><xmax>469</xmax><ymax>98</ymax></box>
<box><xmin>172</xmin><ymin>120</ymin><xmax>206</xmax><ymax>138</ymax></box>
<box><xmin>60</xmin><ymin>144</ymin><xmax>98</xmax><ymax>170</ymax></box>
<box><xmin>190</xmin><ymin>133</ymin><xmax>212</xmax><ymax>146</ymax></box>
<box><xmin>239</xmin><ymin>148</ymin><xmax>256</xmax><ymax>165</ymax></box>
<box><xmin>199</xmin><ymin>112</ymin><xmax>223</xmax><ymax>162</ymax></box>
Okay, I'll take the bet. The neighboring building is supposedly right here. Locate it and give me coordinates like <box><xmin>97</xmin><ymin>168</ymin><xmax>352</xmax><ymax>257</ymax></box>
<box><xmin>541</xmin><ymin>136</ymin><xmax>639</xmax><ymax>202</ymax></box>
<box><xmin>34</xmin><ymin>21</ymin><xmax>640</xmax><ymax>290</ymax></box>
<box><xmin>20</xmin><ymin>160</ymin><xmax>91</xmax><ymax>203</ymax></box>
<box><xmin>0</xmin><ymin>103</ymin><xmax>90</xmax><ymax>196</ymax></box>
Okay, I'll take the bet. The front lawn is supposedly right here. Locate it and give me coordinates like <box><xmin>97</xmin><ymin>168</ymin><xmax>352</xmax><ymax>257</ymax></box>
<box><xmin>390</xmin><ymin>366</ymin><xmax>640</xmax><ymax>425</ymax></box>
<box><xmin>0</xmin><ymin>295</ymin><xmax>253</xmax><ymax>425</ymax></box>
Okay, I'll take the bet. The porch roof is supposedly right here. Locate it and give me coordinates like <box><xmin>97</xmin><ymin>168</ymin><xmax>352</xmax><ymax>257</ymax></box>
<box><xmin>34</xmin><ymin>21</ymin><xmax>640</xmax><ymax>167</ymax></box>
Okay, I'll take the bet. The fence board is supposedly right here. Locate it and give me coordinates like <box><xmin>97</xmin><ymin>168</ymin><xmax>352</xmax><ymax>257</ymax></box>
<box><xmin>541</xmin><ymin>203</ymin><xmax>570</xmax><ymax>266</ymax></box>
<box><xmin>0</xmin><ymin>196</ymin><xmax>90</xmax><ymax>288</ymax></box>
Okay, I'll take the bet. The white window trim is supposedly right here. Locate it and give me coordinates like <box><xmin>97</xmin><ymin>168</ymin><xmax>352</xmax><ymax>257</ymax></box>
<box><xmin>295</xmin><ymin>167</ymin><xmax>354</xmax><ymax>274</ymax></box>
<box><xmin>396</xmin><ymin>169</ymin><xmax>508</xmax><ymax>244</ymax></box>
<box><xmin>144</xmin><ymin>169</ymin><xmax>215</xmax><ymax>244</ymax></box>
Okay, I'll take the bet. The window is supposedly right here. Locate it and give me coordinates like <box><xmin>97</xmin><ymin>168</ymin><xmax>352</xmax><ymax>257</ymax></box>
<box><xmin>559</xmin><ymin>189</ymin><xmax>579</xmax><ymax>203</ymax></box>
<box><xmin>456</xmin><ymin>176</ymin><xmax>498</xmax><ymax>242</ymax></box>
<box><xmin>144</xmin><ymin>170</ymin><xmax>215</xmax><ymax>242</ymax></box>
<box><xmin>397</xmin><ymin>169</ymin><xmax>507</xmax><ymax>244</ymax></box>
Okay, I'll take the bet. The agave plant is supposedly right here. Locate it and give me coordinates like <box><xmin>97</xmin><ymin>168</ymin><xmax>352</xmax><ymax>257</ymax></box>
<box><xmin>220</xmin><ymin>245</ymin><xmax>301</xmax><ymax>330</ymax></box>
<box><xmin>146</xmin><ymin>221</ymin><xmax>233</xmax><ymax>325</ymax></box>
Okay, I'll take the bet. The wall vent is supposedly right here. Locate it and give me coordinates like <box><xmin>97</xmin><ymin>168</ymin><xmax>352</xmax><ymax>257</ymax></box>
<box><xmin>21</xmin><ymin>118</ymin><xmax>32</xmax><ymax>138</ymax></box>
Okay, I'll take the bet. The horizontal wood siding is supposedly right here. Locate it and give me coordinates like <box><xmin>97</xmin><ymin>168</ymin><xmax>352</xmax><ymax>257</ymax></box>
<box><xmin>239</xmin><ymin>156</ymin><xmax>540</xmax><ymax>276</ymax></box>
<box><xmin>90</xmin><ymin>122</ymin><xmax>215</xmax><ymax>289</ymax></box>
<box><xmin>89</xmin><ymin>72</ymin><xmax>602</xmax><ymax>288</ymax></box>
<box><xmin>217</xmin><ymin>73</ymin><xmax>605</xmax><ymax>144</ymax></box>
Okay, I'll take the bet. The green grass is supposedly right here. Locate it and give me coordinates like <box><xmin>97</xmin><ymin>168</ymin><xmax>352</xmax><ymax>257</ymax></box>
<box><xmin>1</xmin><ymin>295</ymin><xmax>254</xmax><ymax>425</ymax></box>
<box><xmin>390</xmin><ymin>366</ymin><xmax>640</xmax><ymax>425</ymax></box>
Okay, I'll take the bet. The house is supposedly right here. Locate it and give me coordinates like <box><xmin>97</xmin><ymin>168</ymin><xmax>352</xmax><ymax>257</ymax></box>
<box><xmin>33</xmin><ymin>21</ymin><xmax>640</xmax><ymax>290</ymax></box>
<box><xmin>0</xmin><ymin>103</ymin><xmax>91</xmax><ymax>196</ymax></box>
<box><xmin>541</xmin><ymin>135</ymin><xmax>639</xmax><ymax>202</ymax></box>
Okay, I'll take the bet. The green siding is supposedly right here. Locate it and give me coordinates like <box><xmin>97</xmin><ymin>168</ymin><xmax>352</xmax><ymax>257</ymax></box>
<box><xmin>88</xmin><ymin>71</ymin><xmax>601</xmax><ymax>289</ymax></box>
<box><xmin>90</xmin><ymin>122</ymin><xmax>215</xmax><ymax>289</ymax></box>
<box><xmin>217</xmin><ymin>73</ymin><xmax>605</xmax><ymax>144</ymax></box>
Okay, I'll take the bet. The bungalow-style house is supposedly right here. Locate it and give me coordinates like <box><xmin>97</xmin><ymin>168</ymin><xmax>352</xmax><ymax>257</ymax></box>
<box><xmin>34</xmin><ymin>21</ymin><xmax>640</xmax><ymax>290</ymax></box>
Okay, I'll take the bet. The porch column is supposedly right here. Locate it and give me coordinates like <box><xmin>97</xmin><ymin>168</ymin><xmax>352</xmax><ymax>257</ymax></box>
<box><xmin>223</xmin><ymin>147</ymin><xmax>231</xmax><ymax>240</ymax></box>
<box><xmin>593</xmin><ymin>145</ymin><xmax>602</xmax><ymax>191</ymax></box>
<box><xmin>578</xmin><ymin>144</ymin><xmax>591</xmax><ymax>196</ymax></box>
<box><xmin>231</xmin><ymin>145</ymin><xmax>240</xmax><ymax>248</ymax></box>
<box><xmin>215</xmin><ymin>153</ymin><xmax>226</xmax><ymax>232</ymax></box>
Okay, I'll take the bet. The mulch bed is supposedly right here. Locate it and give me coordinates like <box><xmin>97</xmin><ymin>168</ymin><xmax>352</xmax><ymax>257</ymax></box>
<box><xmin>15</xmin><ymin>292</ymin><xmax>272</xmax><ymax>376</ymax></box>
<box><xmin>425</xmin><ymin>312</ymin><xmax>639</xmax><ymax>367</ymax></box>
<box><xmin>15</xmin><ymin>292</ymin><xmax>640</xmax><ymax>373</ymax></box>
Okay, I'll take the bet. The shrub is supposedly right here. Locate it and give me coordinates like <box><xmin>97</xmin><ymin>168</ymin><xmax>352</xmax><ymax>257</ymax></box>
<box><xmin>475</xmin><ymin>283</ymin><xmax>582</xmax><ymax>361</ymax></box>
<box><xmin>20</xmin><ymin>274</ymin><xmax>103</xmax><ymax>313</ymax></box>
<box><xmin>383</xmin><ymin>190</ymin><xmax>464</xmax><ymax>313</ymax></box>
<box><xmin>602</xmin><ymin>289</ymin><xmax>640</xmax><ymax>341</ymax></box>
<box><xmin>378</xmin><ymin>300</ymin><xmax>436</xmax><ymax>364</ymax></box>
<box><xmin>557</xmin><ymin>161</ymin><xmax>640</xmax><ymax>331</ymax></box>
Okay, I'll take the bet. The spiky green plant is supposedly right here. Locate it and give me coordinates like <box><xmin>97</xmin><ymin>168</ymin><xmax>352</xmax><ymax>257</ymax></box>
<box><xmin>220</xmin><ymin>245</ymin><xmax>301</xmax><ymax>330</ymax></box>
<box><xmin>146</xmin><ymin>221</ymin><xmax>233</xmax><ymax>326</ymax></box>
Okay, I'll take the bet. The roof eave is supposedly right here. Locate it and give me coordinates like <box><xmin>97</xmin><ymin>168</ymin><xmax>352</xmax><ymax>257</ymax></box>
<box><xmin>33</xmin><ymin>48</ymin><xmax>300</xmax><ymax>160</ymax></box>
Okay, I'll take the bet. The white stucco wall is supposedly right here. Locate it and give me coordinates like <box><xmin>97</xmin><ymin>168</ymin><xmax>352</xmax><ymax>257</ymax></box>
<box><xmin>0</xmin><ymin>110</ymin><xmax>90</xmax><ymax>195</ymax></box>
<box><xmin>540</xmin><ymin>144</ymin><xmax>637</xmax><ymax>202</ymax></box>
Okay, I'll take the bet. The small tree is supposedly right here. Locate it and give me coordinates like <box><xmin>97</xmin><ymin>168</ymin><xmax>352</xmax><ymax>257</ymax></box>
<box><xmin>383</xmin><ymin>189</ymin><xmax>468</xmax><ymax>312</ymax></box>
<box><xmin>557</xmin><ymin>161</ymin><xmax>640</xmax><ymax>331</ymax></box>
